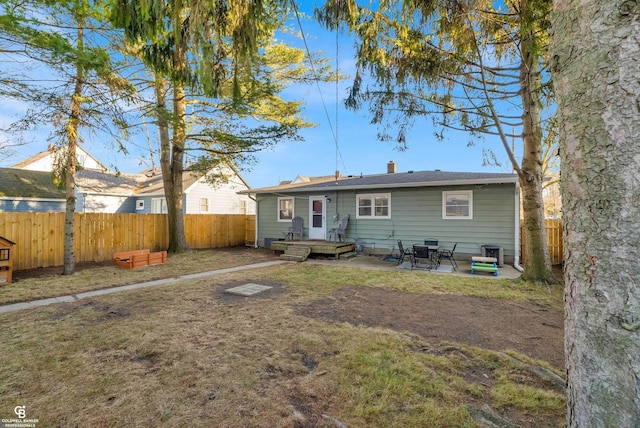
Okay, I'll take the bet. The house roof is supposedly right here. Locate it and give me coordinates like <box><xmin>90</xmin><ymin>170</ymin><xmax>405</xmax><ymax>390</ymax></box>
<box><xmin>243</xmin><ymin>170</ymin><xmax>518</xmax><ymax>194</ymax></box>
<box><xmin>0</xmin><ymin>168</ymin><xmax>65</xmax><ymax>199</ymax></box>
<box><xmin>135</xmin><ymin>169</ymin><xmax>203</xmax><ymax>195</ymax></box>
<box><xmin>76</xmin><ymin>170</ymin><xmax>148</xmax><ymax>195</ymax></box>
<box><xmin>242</xmin><ymin>174</ymin><xmax>338</xmax><ymax>194</ymax></box>
<box><xmin>0</xmin><ymin>236</ymin><xmax>16</xmax><ymax>246</ymax></box>
<box><xmin>135</xmin><ymin>163</ymin><xmax>252</xmax><ymax>195</ymax></box>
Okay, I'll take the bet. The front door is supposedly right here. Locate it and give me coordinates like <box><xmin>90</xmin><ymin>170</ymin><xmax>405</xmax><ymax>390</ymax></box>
<box><xmin>308</xmin><ymin>197</ymin><xmax>325</xmax><ymax>240</ymax></box>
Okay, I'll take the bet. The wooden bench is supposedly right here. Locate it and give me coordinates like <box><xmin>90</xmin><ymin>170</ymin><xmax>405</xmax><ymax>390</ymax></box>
<box><xmin>114</xmin><ymin>249</ymin><xmax>167</xmax><ymax>269</ymax></box>
<box><xmin>471</xmin><ymin>256</ymin><xmax>498</xmax><ymax>276</ymax></box>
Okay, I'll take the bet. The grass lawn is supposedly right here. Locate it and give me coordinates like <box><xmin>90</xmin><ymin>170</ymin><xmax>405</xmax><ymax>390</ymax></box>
<box><xmin>0</xmin><ymin>249</ymin><xmax>566</xmax><ymax>427</ymax></box>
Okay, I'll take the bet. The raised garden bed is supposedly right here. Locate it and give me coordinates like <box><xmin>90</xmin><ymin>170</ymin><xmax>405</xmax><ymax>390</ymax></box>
<box><xmin>114</xmin><ymin>249</ymin><xmax>167</xmax><ymax>269</ymax></box>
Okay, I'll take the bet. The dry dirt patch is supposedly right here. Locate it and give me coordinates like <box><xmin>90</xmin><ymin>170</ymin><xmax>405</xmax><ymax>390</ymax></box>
<box><xmin>297</xmin><ymin>285</ymin><xmax>564</xmax><ymax>369</ymax></box>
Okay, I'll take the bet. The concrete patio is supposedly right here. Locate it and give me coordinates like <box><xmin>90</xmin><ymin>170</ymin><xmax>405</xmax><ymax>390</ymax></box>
<box><xmin>305</xmin><ymin>253</ymin><xmax>523</xmax><ymax>279</ymax></box>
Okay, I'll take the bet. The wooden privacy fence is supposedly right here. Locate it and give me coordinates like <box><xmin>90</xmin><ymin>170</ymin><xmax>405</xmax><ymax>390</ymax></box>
<box><xmin>520</xmin><ymin>219</ymin><xmax>563</xmax><ymax>265</ymax></box>
<box><xmin>0</xmin><ymin>212</ymin><xmax>256</xmax><ymax>270</ymax></box>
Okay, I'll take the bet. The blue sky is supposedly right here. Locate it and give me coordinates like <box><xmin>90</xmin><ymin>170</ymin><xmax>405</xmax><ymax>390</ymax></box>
<box><xmin>0</xmin><ymin>6</ymin><xmax>517</xmax><ymax>189</ymax></box>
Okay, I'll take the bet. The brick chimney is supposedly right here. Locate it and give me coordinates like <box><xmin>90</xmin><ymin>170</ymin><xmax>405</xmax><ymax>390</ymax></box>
<box><xmin>387</xmin><ymin>161</ymin><xmax>396</xmax><ymax>174</ymax></box>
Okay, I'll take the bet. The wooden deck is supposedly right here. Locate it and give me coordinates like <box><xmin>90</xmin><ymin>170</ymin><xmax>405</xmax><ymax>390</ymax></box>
<box><xmin>269</xmin><ymin>240</ymin><xmax>355</xmax><ymax>259</ymax></box>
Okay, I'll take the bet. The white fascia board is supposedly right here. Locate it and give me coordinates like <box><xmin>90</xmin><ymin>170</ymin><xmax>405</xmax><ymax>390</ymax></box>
<box><xmin>251</xmin><ymin>177</ymin><xmax>519</xmax><ymax>194</ymax></box>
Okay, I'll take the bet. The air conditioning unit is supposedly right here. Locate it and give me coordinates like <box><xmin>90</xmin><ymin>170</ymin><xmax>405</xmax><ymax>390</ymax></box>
<box><xmin>481</xmin><ymin>245</ymin><xmax>504</xmax><ymax>267</ymax></box>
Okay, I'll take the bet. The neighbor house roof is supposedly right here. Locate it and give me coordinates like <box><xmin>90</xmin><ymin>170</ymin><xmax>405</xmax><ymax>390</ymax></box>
<box><xmin>135</xmin><ymin>169</ymin><xmax>206</xmax><ymax>195</ymax></box>
<box><xmin>136</xmin><ymin>163</ymin><xmax>252</xmax><ymax>196</ymax></box>
<box><xmin>0</xmin><ymin>168</ymin><xmax>65</xmax><ymax>199</ymax></box>
<box><xmin>75</xmin><ymin>170</ymin><xmax>148</xmax><ymax>196</ymax></box>
<box><xmin>243</xmin><ymin>170</ymin><xmax>518</xmax><ymax>194</ymax></box>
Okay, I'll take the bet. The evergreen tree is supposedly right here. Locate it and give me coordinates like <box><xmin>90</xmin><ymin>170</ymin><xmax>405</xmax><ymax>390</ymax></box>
<box><xmin>316</xmin><ymin>0</ymin><xmax>556</xmax><ymax>282</ymax></box>
<box><xmin>112</xmin><ymin>0</ymin><xmax>332</xmax><ymax>253</ymax></box>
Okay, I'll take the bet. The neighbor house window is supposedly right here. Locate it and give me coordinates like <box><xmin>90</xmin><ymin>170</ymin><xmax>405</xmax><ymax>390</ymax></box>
<box><xmin>442</xmin><ymin>190</ymin><xmax>473</xmax><ymax>219</ymax></box>
<box><xmin>357</xmin><ymin>193</ymin><xmax>391</xmax><ymax>219</ymax></box>
<box><xmin>152</xmin><ymin>198</ymin><xmax>167</xmax><ymax>214</ymax></box>
<box><xmin>240</xmin><ymin>200</ymin><xmax>247</xmax><ymax>214</ymax></box>
<box><xmin>135</xmin><ymin>200</ymin><xmax>144</xmax><ymax>211</ymax></box>
<box><xmin>200</xmin><ymin>198</ymin><xmax>209</xmax><ymax>212</ymax></box>
<box><xmin>278</xmin><ymin>197</ymin><xmax>294</xmax><ymax>221</ymax></box>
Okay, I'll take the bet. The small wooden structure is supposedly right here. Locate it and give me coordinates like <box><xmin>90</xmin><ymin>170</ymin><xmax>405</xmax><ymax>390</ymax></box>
<box><xmin>0</xmin><ymin>236</ymin><xmax>16</xmax><ymax>285</ymax></box>
<box><xmin>270</xmin><ymin>240</ymin><xmax>355</xmax><ymax>260</ymax></box>
<box><xmin>114</xmin><ymin>249</ymin><xmax>167</xmax><ymax>269</ymax></box>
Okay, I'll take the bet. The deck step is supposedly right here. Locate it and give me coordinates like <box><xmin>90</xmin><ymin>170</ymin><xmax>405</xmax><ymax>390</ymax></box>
<box><xmin>339</xmin><ymin>251</ymin><xmax>357</xmax><ymax>259</ymax></box>
<box><xmin>280</xmin><ymin>246</ymin><xmax>312</xmax><ymax>262</ymax></box>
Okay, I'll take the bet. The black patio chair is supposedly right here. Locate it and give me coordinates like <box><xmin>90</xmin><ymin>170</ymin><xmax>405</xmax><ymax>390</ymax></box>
<box><xmin>438</xmin><ymin>243</ymin><xmax>458</xmax><ymax>271</ymax></box>
<box><xmin>396</xmin><ymin>240</ymin><xmax>413</xmax><ymax>266</ymax></box>
<box><xmin>412</xmin><ymin>244</ymin><xmax>436</xmax><ymax>270</ymax></box>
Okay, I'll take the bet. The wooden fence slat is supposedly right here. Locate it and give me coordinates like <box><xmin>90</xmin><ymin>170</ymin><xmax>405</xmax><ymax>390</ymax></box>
<box><xmin>520</xmin><ymin>219</ymin><xmax>563</xmax><ymax>265</ymax></box>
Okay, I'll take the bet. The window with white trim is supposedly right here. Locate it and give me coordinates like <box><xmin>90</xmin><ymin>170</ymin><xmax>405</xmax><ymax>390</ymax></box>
<box><xmin>442</xmin><ymin>190</ymin><xmax>473</xmax><ymax>219</ymax></box>
<box><xmin>277</xmin><ymin>197</ymin><xmax>294</xmax><ymax>221</ymax></box>
<box><xmin>357</xmin><ymin>193</ymin><xmax>391</xmax><ymax>219</ymax></box>
<box><xmin>200</xmin><ymin>198</ymin><xmax>209</xmax><ymax>212</ymax></box>
<box><xmin>152</xmin><ymin>198</ymin><xmax>167</xmax><ymax>214</ymax></box>
<box><xmin>135</xmin><ymin>200</ymin><xmax>144</xmax><ymax>211</ymax></box>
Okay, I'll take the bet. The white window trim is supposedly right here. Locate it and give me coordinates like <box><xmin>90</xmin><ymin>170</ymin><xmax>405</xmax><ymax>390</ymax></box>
<box><xmin>356</xmin><ymin>193</ymin><xmax>391</xmax><ymax>219</ymax></box>
<box><xmin>200</xmin><ymin>197</ymin><xmax>209</xmax><ymax>213</ymax></box>
<box><xmin>442</xmin><ymin>190</ymin><xmax>473</xmax><ymax>219</ymax></box>
<box><xmin>152</xmin><ymin>198</ymin><xmax>167</xmax><ymax>214</ymax></box>
<box><xmin>277</xmin><ymin>196</ymin><xmax>294</xmax><ymax>222</ymax></box>
<box><xmin>135</xmin><ymin>200</ymin><xmax>145</xmax><ymax>211</ymax></box>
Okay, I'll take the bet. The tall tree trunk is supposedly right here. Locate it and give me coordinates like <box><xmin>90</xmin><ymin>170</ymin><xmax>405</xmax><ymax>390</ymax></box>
<box><xmin>552</xmin><ymin>0</ymin><xmax>640</xmax><ymax>425</ymax></box>
<box><xmin>166</xmin><ymin>80</ymin><xmax>188</xmax><ymax>254</ymax></box>
<box><xmin>156</xmin><ymin>77</ymin><xmax>188</xmax><ymax>254</ymax></box>
<box><xmin>62</xmin><ymin>25</ymin><xmax>84</xmax><ymax>276</ymax></box>
<box><xmin>518</xmin><ymin>0</ymin><xmax>555</xmax><ymax>283</ymax></box>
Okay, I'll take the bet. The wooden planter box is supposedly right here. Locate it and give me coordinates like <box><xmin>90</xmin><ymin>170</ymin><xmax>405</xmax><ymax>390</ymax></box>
<box><xmin>114</xmin><ymin>249</ymin><xmax>167</xmax><ymax>269</ymax></box>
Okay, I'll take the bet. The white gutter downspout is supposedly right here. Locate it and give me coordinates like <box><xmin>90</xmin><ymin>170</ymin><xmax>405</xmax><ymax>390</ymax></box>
<box><xmin>251</xmin><ymin>194</ymin><xmax>259</xmax><ymax>248</ymax></box>
<box><xmin>513</xmin><ymin>182</ymin><xmax>524</xmax><ymax>272</ymax></box>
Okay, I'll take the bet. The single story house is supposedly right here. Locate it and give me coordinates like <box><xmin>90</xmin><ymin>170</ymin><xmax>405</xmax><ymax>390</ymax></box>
<box><xmin>242</xmin><ymin>162</ymin><xmax>521</xmax><ymax>266</ymax></box>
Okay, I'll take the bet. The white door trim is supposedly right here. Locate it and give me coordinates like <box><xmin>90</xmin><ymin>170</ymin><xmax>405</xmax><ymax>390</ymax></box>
<box><xmin>308</xmin><ymin>197</ymin><xmax>325</xmax><ymax>240</ymax></box>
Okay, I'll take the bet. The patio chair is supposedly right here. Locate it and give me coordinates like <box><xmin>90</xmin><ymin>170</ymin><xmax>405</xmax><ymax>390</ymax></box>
<box><xmin>412</xmin><ymin>244</ymin><xmax>436</xmax><ymax>270</ymax></box>
<box><xmin>396</xmin><ymin>240</ymin><xmax>413</xmax><ymax>266</ymax></box>
<box><xmin>438</xmin><ymin>243</ymin><xmax>458</xmax><ymax>271</ymax></box>
<box><xmin>328</xmin><ymin>214</ymin><xmax>349</xmax><ymax>242</ymax></box>
<box><xmin>283</xmin><ymin>216</ymin><xmax>304</xmax><ymax>240</ymax></box>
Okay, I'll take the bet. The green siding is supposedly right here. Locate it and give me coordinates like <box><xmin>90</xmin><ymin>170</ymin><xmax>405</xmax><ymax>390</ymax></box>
<box><xmin>257</xmin><ymin>193</ymin><xmax>318</xmax><ymax>243</ymax></box>
<box><xmin>256</xmin><ymin>183</ymin><xmax>517</xmax><ymax>258</ymax></box>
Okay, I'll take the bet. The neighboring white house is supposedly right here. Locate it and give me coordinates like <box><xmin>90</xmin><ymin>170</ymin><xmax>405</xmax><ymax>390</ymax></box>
<box><xmin>128</xmin><ymin>166</ymin><xmax>256</xmax><ymax>215</ymax></box>
<box><xmin>11</xmin><ymin>144</ymin><xmax>106</xmax><ymax>172</ymax></box>
<box><xmin>5</xmin><ymin>145</ymin><xmax>256</xmax><ymax>215</ymax></box>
